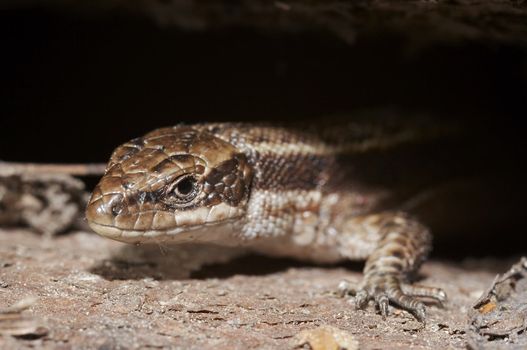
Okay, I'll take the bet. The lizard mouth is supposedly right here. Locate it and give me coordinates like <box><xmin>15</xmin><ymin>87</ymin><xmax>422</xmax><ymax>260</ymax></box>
<box><xmin>87</xmin><ymin>218</ymin><xmax>240</xmax><ymax>245</ymax></box>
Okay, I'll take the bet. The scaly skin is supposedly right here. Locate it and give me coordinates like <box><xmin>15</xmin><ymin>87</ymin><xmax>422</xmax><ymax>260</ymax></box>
<box><xmin>86</xmin><ymin>121</ymin><xmax>450</xmax><ymax>320</ymax></box>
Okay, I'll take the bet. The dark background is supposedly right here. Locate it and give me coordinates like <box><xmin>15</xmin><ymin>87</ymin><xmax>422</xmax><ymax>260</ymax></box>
<box><xmin>2</xmin><ymin>8</ymin><xmax>526</xmax><ymax>164</ymax></box>
<box><xmin>1</xmin><ymin>7</ymin><xmax>526</xmax><ymax>256</ymax></box>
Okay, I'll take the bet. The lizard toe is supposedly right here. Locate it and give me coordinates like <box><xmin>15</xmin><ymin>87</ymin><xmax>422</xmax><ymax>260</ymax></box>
<box><xmin>401</xmin><ymin>284</ymin><xmax>447</xmax><ymax>305</ymax></box>
<box><xmin>354</xmin><ymin>289</ymin><xmax>370</xmax><ymax>309</ymax></box>
<box><xmin>375</xmin><ymin>293</ymin><xmax>390</xmax><ymax>318</ymax></box>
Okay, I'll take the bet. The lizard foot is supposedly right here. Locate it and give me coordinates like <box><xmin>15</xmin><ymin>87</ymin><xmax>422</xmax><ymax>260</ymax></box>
<box><xmin>336</xmin><ymin>211</ymin><xmax>447</xmax><ymax>321</ymax></box>
<box><xmin>338</xmin><ymin>276</ymin><xmax>446</xmax><ymax>322</ymax></box>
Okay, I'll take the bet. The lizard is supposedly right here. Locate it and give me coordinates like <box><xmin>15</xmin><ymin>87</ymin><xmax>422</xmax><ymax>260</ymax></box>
<box><xmin>85</xmin><ymin>118</ymin><xmax>454</xmax><ymax>321</ymax></box>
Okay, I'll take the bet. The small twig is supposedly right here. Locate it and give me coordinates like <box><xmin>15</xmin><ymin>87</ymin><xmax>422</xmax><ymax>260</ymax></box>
<box><xmin>0</xmin><ymin>161</ymin><xmax>106</xmax><ymax>176</ymax></box>
<box><xmin>0</xmin><ymin>297</ymin><xmax>47</xmax><ymax>337</ymax></box>
<box><xmin>0</xmin><ymin>297</ymin><xmax>38</xmax><ymax>315</ymax></box>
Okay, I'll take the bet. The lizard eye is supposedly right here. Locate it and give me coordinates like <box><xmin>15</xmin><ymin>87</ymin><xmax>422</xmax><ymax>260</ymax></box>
<box><xmin>168</xmin><ymin>175</ymin><xmax>199</xmax><ymax>202</ymax></box>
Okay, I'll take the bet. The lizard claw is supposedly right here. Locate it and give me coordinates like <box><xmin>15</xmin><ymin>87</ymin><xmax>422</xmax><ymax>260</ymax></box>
<box><xmin>339</xmin><ymin>277</ymin><xmax>446</xmax><ymax>322</ymax></box>
<box><xmin>375</xmin><ymin>294</ymin><xmax>389</xmax><ymax>318</ymax></box>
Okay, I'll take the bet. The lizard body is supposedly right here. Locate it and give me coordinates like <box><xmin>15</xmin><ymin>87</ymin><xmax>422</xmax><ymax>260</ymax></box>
<box><xmin>86</xmin><ymin>120</ymin><xmax>451</xmax><ymax>320</ymax></box>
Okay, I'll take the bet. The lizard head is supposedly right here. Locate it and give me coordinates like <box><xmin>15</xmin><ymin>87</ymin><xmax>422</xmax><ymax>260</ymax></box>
<box><xmin>86</xmin><ymin>126</ymin><xmax>253</xmax><ymax>244</ymax></box>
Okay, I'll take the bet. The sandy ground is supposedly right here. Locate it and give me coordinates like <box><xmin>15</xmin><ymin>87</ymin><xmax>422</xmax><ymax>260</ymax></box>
<box><xmin>0</xmin><ymin>228</ymin><xmax>520</xmax><ymax>349</ymax></box>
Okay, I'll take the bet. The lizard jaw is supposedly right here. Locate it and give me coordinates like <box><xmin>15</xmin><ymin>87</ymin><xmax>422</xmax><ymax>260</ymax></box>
<box><xmin>87</xmin><ymin>218</ymin><xmax>243</xmax><ymax>245</ymax></box>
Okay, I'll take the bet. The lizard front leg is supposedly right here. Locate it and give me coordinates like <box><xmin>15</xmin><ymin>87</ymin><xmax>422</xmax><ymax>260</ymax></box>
<box><xmin>338</xmin><ymin>211</ymin><xmax>446</xmax><ymax>321</ymax></box>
